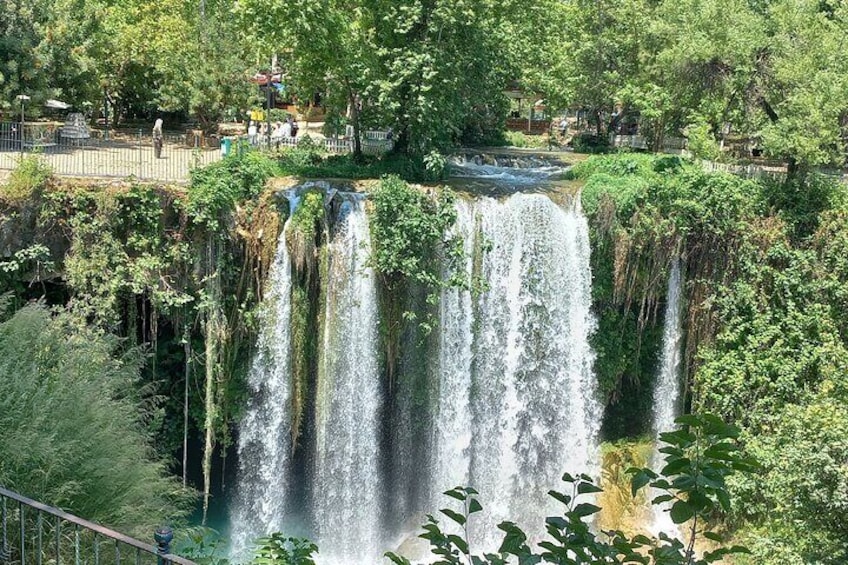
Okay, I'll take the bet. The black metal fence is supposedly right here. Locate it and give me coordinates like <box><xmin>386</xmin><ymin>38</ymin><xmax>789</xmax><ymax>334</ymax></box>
<box><xmin>0</xmin><ymin>123</ymin><xmax>221</xmax><ymax>182</ymax></box>
<box><xmin>0</xmin><ymin>487</ymin><xmax>195</xmax><ymax>565</ymax></box>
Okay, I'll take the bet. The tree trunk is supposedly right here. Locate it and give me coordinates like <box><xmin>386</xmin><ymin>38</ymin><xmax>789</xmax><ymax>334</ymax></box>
<box><xmin>346</xmin><ymin>81</ymin><xmax>363</xmax><ymax>161</ymax></box>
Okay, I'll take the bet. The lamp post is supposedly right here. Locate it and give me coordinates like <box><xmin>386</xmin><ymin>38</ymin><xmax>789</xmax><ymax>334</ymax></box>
<box><xmin>16</xmin><ymin>94</ymin><xmax>30</xmax><ymax>154</ymax></box>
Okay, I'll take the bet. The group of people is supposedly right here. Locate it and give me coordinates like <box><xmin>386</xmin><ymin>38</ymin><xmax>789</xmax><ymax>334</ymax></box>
<box><xmin>248</xmin><ymin>117</ymin><xmax>299</xmax><ymax>146</ymax></box>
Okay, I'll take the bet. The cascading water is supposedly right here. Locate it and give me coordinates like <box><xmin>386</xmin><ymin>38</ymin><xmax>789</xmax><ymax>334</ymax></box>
<box><xmin>229</xmin><ymin>194</ymin><xmax>299</xmax><ymax>559</ymax></box>
<box><xmin>649</xmin><ymin>259</ymin><xmax>684</xmax><ymax>536</ymax></box>
<box><xmin>430</xmin><ymin>194</ymin><xmax>601</xmax><ymax>552</ymax></box>
<box><xmin>448</xmin><ymin>155</ymin><xmax>565</xmax><ymax>186</ymax></box>
<box><xmin>313</xmin><ymin>198</ymin><xmax>383</xmax><ymax>565</ymax></box>
<box><xmin>430</xmin><ymin>200</ymin><xmax>476</xmax><ymax>503</ymax></box>
<box><xmin>230</xmin><ymin>180</ymin><xmax>604</xmax><ymax>563</ymax></box>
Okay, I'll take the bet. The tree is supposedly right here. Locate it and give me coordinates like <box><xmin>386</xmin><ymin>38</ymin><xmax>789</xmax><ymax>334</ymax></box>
<box><xmin>0</xmin><ymin>0</ymin><xmax>109</xmax><ymax>113</ymax></box>
<box><xmin>105</xmin><ymin>0</ymin><xmax>256</xmax><ymax>129</ymax></box>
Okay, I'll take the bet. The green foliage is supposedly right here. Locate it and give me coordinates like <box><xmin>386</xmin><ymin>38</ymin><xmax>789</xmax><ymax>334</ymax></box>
<box><xmin>694</xmin><ymin>202</ymin><xmax>848</xmax><ymax>563</ymax></box>
<box><xmin>684</xmin><ymin>118</ymin><xmax>722</xmax><ymax>162</ymax></box>
<box><xmin>0</xmin><ymin>243</ymin><xmax>54</xmax><ymax>297</ymax></box>
<box><xmin>252</xmin><ymin>534</ymin><xmax>318</xmax><ymax>565</ymax></box>
<box><xmin>572</xmin><ymin>132</ymin><xmax>612</xmax><ymax>154</ymax></box>
<box><xmin>0</xmin><ymin>304</ymin><xmax>192</xmax><ymax>536</ymax></box>
<box><xmin>387</xmin><ymin>413</ymin><xmax>753</xmax><ymax>565</ymax></box>
<box><xmin>188</xmin><ymin>152</ymin><xmax>280</xmax><ymax>231</ymax></box>
<box><xmin>369</xmin><ymin>175</ymin><xmax>460</xmax><ymax>292</ymax></box>
<box><xmin>1</xmin><ymin>155</ymin><xmax>53</xmax><ymax>203</ymax></box>
<box><xmin>581</xmin><ymin>154</ymin><xmax>848</xmax><ymax>562</ymax></box>
<box><xmin>571</xmin><ymin>153</ymin><xmax>661</xmax><ymax>181</ymax></box>
<box><xmin>760</xmin><ymin>173</ymin><xmax>845</xmax><ymax>239</ymax></box>
<box><xmin>290</xmin><ymin>191</ymin><xmax>324</xmax><ymax>242</ymax></box>
<box><xmin>630</xmin><ymin>414</ymin><xmax>757</xmax><ymax>527</ymax></box>
<box><xmin>174</xmin><ymin>527</ymin><xmax>231</xmax><ymax>565</ymax></box>
<box><xmin>499</xmin><ymin>130</ymin><xmax>551</xmax><ymax>149</ymax></box>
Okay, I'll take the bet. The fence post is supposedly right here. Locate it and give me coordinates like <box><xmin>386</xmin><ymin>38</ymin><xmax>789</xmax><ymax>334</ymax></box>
<box><xmin>154</xmin><ymin>527</ymin><xmax>173</xmax><ymax>565</ymax></box>
<box><xmin>138</xmin><ymin>129</ymin><xmax>143</xmax><ymax>179</ymax></box>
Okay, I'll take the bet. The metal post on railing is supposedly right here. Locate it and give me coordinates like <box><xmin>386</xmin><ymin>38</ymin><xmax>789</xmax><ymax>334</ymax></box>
<box><xmin>20</xmin><ymin>502</ymin><xmax>25</xmax><ymax>565</ymax></box>
<box><xmin>138</xmin><ymin>129</ymin><xmax>143</xmax><ymax>179</ymax></box>
<box><xmin>153</xmin><ymin>527</ymin><xmax>173</xmax><ymax>565</ymax></box>
<box><xmin>1</xmin><ymin>495</ymin><xmax>8</xmax><ymax>560</ymax></box>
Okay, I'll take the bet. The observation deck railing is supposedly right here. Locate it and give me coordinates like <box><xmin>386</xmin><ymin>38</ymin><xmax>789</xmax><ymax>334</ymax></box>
<box><xmin>0</xmin><ymin>486</ymin><xmax>195</xmax><ymax>565</ymax></box>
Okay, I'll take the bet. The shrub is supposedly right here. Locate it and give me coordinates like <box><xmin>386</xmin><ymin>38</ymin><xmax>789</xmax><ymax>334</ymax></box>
<box><xmin>1</xmin><ymin>154</ymin><xmax>53</xmax><ymax>202</ymax></box>
<box><xmin>572</xmin><ymin>131</ymin><xmax>611</xmax><ymax>153</ymax></box>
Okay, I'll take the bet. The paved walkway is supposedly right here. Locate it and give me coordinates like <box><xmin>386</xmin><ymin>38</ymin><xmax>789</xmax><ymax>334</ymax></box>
<box><xmin>0</xmin><ymin>140</ymin><xmax>221</xmax><ymax>182</ymax></box>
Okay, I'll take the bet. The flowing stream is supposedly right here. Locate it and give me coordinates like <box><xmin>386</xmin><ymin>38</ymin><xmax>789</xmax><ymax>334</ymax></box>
<box><xmin>650</xmin><ymin>259</ymin><xmax>685</xmax><ymax>535</ymax></box>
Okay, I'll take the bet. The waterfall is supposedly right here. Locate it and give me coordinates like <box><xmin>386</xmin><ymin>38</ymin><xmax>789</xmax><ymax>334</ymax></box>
<box><xmin>430</xmin><ymin>200</ymin><xmax>476</xmax><ymax>503</ymax></box>
<box><xmin>431</xmin><ymin>194</ymin><xmax>601</xmax><ymax>552</ymax></box>
<box><xmin>229</xmin><ymin>194</ymin><xmax>299</xmax><ymax>559</ymax></box>
<box><xmin>313</xmin><ymin>198</ymin><xmax>383</xmax><ymax>564</ymax></box>
<box><xmin>230</xmin><ymin>187</ymin><xmax>604</xmax><ymax>563</ymax></box>
<box><xmin>650</xmin><ymin>259</ymin><xmax>684</xmax><ymax>536</ymax></box>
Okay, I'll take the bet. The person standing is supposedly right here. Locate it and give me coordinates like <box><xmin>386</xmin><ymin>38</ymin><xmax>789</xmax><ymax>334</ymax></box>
<box><xmin>153</xmin><ymin>118</ymin><xmax>163</xmax><ymax>158</ymax></box>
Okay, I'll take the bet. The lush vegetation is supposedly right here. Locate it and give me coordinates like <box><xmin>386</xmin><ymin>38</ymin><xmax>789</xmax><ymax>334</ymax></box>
<box><xmin>0</xmin><ymin>303</ymin><xmax>192</xmax><ymax>536</ymax></box>
<box><xmin>578</xmin><ymin>153</ymin><xmax>848</xmax><ymax>563</ymax></box>
<box><xmin>4</xmin><ymin>0</ymin><xmax>848</xmax><ymax>547</ymax></box>
<box><xmin>0</xmin><ymin>152</ymin><xmax>285</xmax><ymax>525</ymax></box>
<box><xmin>7</xmin><ymin>0</ymin><xmax>847</xmax><ymax>170</ymax></box>
<box><xmin>387</xmin><ymin>413</ymin><xmax>755</xmax><ymax>565</ymax></box>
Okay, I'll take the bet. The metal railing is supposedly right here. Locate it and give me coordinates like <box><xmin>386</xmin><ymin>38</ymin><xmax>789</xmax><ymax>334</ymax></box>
<box><xmin>0</xmin><ymin>122</ymin><xmax>396</xmax><ymax>182</ymax></box>
<box><xmin>609</xmin><ymin>134</ymin><xmax>689</xmax><ymax>153</ymax></box>
<box><xmin>0</xmin><ymin>123</ymin><xmax>221</xmax><ymax>182</ymax></box>
<box><xmin>0</xmin><ymin>486</ymin><xmax>195</xmax><ymax>565</ymax></box>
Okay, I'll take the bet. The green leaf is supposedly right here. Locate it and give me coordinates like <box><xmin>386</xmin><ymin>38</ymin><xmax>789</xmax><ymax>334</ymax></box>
<box><xmin>703</xmin><ymin>532</ymin><xmax>723</xmax><ymax>542</ymax></box>
<box><xmin>630</xmin><ymin>470</ymin><xmax>651</xmax><ymax>497</ymax></box>
<box><xmin>670</xmin><ymin>500</ymin><xmax>695</xmax><ymax>524</ymax></box>
<box><xmin>443</xmin><ymin>488</ymin><xmax>466</xmax><ymax>501</ymax></box>
<box><xmin>571</xmin><ymin>503</ymin><xmax>602</xmax><ymax>518</ymax></box>
<box><xmin>447</xmin><ymin>534</ymin><xmax>469</xmax><ymax>554</ymax></box>
<box><xmin>577</xmin><ymin>481</ymin><xmax>604</xmax><ymax>495</ymax></box>
<box><xmin>548</xmin><ymin>489</ymin><xmax>572</xmax><ymax>506</ymax></box>
<box><xmin>440</xmin><ymin>508</ymin><xmax>466</xmax><ymax>526</ymax></box>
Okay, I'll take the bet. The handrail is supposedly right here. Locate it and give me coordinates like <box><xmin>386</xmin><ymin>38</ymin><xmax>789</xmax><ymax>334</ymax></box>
<box><xmin>0</xmin><ymin>486</ymin><xmax>195</xmax><ymax>565</ymax></box>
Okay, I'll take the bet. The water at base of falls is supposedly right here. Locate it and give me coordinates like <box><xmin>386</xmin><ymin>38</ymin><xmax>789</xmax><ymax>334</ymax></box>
<box><xmin>649</xmin><ymin>259</ymin><xmax>685</xmax><ymax>537</ymax></box>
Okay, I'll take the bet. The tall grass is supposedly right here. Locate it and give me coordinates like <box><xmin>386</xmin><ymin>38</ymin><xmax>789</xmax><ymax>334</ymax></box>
<box><xmin>0</xmin><ymin>305</ymin><xmax>192</xmax><ymax>537</ymax></box>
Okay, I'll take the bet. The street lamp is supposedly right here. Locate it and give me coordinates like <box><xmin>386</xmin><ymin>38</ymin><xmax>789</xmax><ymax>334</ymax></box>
<box><xmin>16</xmin><ymin>95</ymin><xmax>30</xmax><ymax>154</ymax></box>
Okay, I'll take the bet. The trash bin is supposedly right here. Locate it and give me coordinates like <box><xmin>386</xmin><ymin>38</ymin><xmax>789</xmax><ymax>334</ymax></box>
<box><xmin>221</xmin><ymin>136</ymin><xmax>233</xmax><ymax>157</ymax></box>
